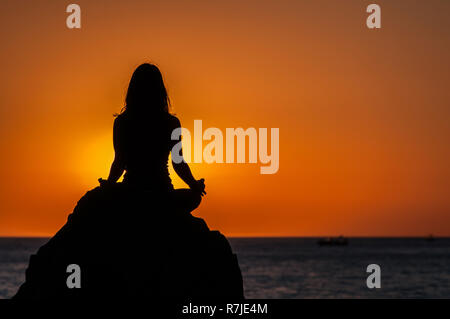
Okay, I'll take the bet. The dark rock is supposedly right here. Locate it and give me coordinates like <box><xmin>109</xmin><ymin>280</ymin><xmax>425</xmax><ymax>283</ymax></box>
<box><xmin>13</xmin><ymin>183</ymin><xmax>244</xmax><ymax>299</ymax></box>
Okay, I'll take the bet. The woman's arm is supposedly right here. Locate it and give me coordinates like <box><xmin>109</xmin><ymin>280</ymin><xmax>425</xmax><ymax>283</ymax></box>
<box><xmin>172</xmin><ymin>158</ymin><xmax>197</xmax><ymax>188</ymax></box>
<box><xmin>107</xmin><ymin>155</ymin><xmax>125</xmax><ymax>183</ymax></box>
<box><xmin>107</xmin><ymin>118</ymin><xmax>125</xmax><ymax>183</ymax></box>
<box><xmin>171</xmin><ymin>117</ymin><xmax>206</xmax><ymax>195</ymax></box>
<box><xmin>173</xmin><ymin>158</ymin><xmax>206</xmax><ymax>195</ymax></box>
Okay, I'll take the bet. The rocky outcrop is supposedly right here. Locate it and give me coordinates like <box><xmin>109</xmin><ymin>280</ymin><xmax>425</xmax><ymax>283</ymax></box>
<box><xmin>13</xmin><ymin>183</ymin><xmax>244</xmax><ymax>299</ymax></box>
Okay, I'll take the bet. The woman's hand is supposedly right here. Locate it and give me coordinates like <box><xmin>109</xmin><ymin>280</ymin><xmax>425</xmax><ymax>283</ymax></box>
<box><xmin>190</xmin><ymin>178</ymin><xmax>206</xmax><ymax>196</ymax></box>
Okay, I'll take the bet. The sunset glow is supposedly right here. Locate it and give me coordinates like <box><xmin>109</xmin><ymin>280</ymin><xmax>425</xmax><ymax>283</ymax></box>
<box><xmin>0</xmin><ymin>0</ymin><xmax>449</xmax><ymax>237</ymax></box>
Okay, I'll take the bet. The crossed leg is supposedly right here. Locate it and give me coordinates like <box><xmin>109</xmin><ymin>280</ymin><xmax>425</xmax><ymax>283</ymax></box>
<box><xmin>168</xmin><ymin>188</ymin><xmax>202</xmax><ymax>215</ymax></box>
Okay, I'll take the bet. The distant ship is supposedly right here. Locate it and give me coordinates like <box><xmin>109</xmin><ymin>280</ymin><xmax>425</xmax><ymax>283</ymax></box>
<box><xmin>318</xmin><ymin>236</ymin><xmax>348</xmax><ymax>246</ymax></box>
<box><xmin>425</xmin><ymin>234</ymin><xmax>436</xmax><ymax>242</ymax></box>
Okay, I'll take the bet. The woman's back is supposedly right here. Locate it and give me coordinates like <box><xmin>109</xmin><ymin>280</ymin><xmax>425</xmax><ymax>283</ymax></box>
<box><xmin>106</xmin><ymin>63</ymin><xmax>204</xmax><ymax>198</ymax></box>
<box><xmin>114</xmin><ymin>110</ymin><xmax>180</xmax><ymax>190</ymax></box>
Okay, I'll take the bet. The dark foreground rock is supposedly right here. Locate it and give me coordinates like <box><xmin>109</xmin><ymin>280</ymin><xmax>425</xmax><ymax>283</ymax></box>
<box><xmin>13</xmin><ymin>183</ymin><xmax>244</xmax><ymax>299</ymax></box>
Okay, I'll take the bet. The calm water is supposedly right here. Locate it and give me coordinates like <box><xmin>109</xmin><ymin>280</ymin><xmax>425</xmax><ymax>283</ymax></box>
<box><xmin>1</xmin><ymin>237</ymin><xmax>449</xmax><ymax>299</ymax></box>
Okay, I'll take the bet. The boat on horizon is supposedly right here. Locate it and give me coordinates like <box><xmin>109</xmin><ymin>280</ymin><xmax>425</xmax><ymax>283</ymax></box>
<box><xmin>317</xmin><ymin>236</ymin><xmax>348</xmax><ymax>246</ymax></box>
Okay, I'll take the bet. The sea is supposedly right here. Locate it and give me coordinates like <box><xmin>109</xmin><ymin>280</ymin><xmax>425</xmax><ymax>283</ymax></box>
<box><xmin>1</xmin><ymin>237</ymin><xmax>450</xmax><ymax>299</ymax></box>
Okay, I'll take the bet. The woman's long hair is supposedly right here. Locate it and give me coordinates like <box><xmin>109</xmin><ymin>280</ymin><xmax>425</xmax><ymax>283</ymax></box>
<box><xmin>119</xmin><ymin>63</ymin><xmax>170</xmax><ymax>116</ymax></box>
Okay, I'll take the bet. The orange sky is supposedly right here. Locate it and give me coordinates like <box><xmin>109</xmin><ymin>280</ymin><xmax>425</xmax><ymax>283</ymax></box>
<box><xmin>0</xmin><ymin>0</ymin><xmax>449</xmax><ymax>237</ymax></box>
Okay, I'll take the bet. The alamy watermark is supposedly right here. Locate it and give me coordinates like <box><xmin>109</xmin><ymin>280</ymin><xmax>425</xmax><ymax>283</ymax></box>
<box><xmin>66</xmin><ymin>4</ymin><xmax>81</xmax><ymax>29</ymax></box>
<box><xmin>171</xmin><ymin>120</ymin><xmax>279</xmax><ymax>175</ymax></box>
<box><xmin>66</xmin><ymin>3</ymin><xmax>381</xmax><ymax>30</ymax></box>
<box><xmin>66</xmin><ymin>264</ymin><xmax>81</xmax><ymax>288</ymax></box>
<box><xmin>366</xmin><ymin>264</ymin><xmax>381</xmax><ymax>289</ymax></box>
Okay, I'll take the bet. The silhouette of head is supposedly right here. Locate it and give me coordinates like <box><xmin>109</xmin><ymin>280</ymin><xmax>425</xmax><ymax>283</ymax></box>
<box><xmin>124</xmin><ymin>63</ymin><xmax>170</xmax><ymax>114</ymax></box>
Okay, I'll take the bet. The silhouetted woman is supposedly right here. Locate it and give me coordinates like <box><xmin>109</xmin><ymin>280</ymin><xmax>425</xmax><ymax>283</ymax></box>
<box><xmin>104</xmin><ymin>63</ymin><xmax>205</xmax><ymax>213</ymax></box>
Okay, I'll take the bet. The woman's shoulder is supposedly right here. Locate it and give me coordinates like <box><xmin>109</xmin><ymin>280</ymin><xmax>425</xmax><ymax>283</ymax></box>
<box><xmin>167</xmin><ymin>113</ymin><xmax>181</xmax><ymax>127</ymax></box>
<box><xmin>113</xmin><ymin>112</ymin><xmax>129</xmax><ymax>131</ymax></box>
<box><xmin>115</xmin><ymin>111</ymin><xmax>126</xmax><ymax>121</ymax></box>
<box><xmin>115</xmin><ymin>110</ymin><xmax>133</xmax><ymax>122</ymax></box>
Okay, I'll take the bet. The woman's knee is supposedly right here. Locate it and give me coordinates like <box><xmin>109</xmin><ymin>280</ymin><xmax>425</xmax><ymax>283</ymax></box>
<box><xmin>185</xmin><ymin>190</ymin><xmax>202</xmax><ymax>212</ymax></box>
<box><xmin>172</xmin><ymin>189</ymin><xmax>202</xmax><ymax>212</ymax></box>
<box><xmin>191</xmin><ymin>191</ymin><xmax>202</xmax><ymax>210</ymax></box>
